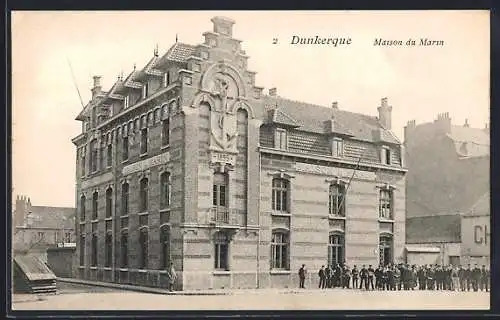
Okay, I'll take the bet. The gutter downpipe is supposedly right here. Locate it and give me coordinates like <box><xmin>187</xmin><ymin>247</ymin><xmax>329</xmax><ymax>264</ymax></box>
<box><xmin>256</xmin><ymin>151</ymin><xmax>261</xmax><ymax>289</ymax></box>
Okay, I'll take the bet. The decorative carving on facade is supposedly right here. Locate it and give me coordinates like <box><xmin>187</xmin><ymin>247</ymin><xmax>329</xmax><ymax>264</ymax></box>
<box><xmin>81</xmin><ymin>172</ymin><xmax>114</xmax><ymax>189</ymax></box>
<box><xmin>294</xmin><ymin>162</ymin><xmax>376</xmax><ymax>180</ymax></box>
<box><xmin>122</xmin><ymin>152</ymin><xmax>170</xmax><ymax>175</ymax></box>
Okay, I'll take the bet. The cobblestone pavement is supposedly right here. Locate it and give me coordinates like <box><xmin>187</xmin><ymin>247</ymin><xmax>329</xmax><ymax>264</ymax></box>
<box><xmin>12</xmin><ymin>287</ymin><xmax>489</xmax><ymax>310</ymax></box>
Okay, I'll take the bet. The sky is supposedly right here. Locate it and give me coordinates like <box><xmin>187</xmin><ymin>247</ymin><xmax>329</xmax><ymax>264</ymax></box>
<box><xmin>11</xmin><ymin>10</ymin><xmax>489</xmax><ymax>207</ymax></box>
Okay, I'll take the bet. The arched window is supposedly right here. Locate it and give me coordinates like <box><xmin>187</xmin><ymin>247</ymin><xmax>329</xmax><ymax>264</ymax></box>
<box><xmin>122</xmin><ymin>136</ymin><xmax>129</xmax><ymax>161</ymax></box>
<box><xmin>121</xmin><ymin>182</ymin><xmax>129</xmax><ymax>216</ymax></box>
<box><xmin>105</xmin><ymin>233</ymin><xmax>112</xmax><ymax>268</ymax></box>
<box><xmin>160</xmin><ymin>172</ymin><xmax>171</xmax><ymax>209</ymax></box>
<box><xmin>81</xmin><ymin>153</ymin><xmax>86</xmax><ymax>176</ymax></box>
<box><xmin>329</xmin><ymin>183</ymin><xmax>346</xmax><ymax>217</ymax></box>
<box><xmin>140</xmin><ymin>178</ymin><xmax>149</xmax><ymax>212</ymax></box>
<box><xmin>214</xmin><ymin>231</ymin><xmax>229</xmax><ymax>270</ymax></box>
<box><xmin>80</xmin><ymin>195</ymin><xmax>86</xmax><ymax>221</ymax></box>
<box><xmin>139</xmin><ymin>228</ymin><xmax>148</xmax><ymax>270</ymax></box>
<box><xmin>328</xmin><ymin>233</ymin><xmax>345</xmax><ymax>266</ymax></box>
<box><xmin>92</xmin><ymin>191</ymin><xmax>98</xmax><ymax>220</ymax></box>
<box><xmin>379</xmin><ymin>234</ymin><xmax>393</xmax><ymax>267</ymax></box>
<box><xmin>272</xmin><ymin>178</ymin><xmax>289</xmax><ymax>212</ymax></box>
<box><xmin>91</xmin><ymin>234</ymin><xmax>98</xmax><ymax>267</ymax></box>
<box><xmin>271</xmin><ymin>230</ymin><xmax>289</xmax><ymax>270</ymax></box>
<box><xmin>120</xmin><ymin>231</ymin><xmax>128</xmax><ymax>268</ymax></box>
<box><xmin>106</xmin><ymin>144</ymin><xmax>112</xmax><ymax>167</ymax></box>
<box><xmin>105</xmin><ymin>188</ymin><xmax>113</xmax><ymax>218</ymax></box>
<box><xmin>160</xmin><ymin>226</ymin><xmax>170</xmax><ymax>269</ymax></box>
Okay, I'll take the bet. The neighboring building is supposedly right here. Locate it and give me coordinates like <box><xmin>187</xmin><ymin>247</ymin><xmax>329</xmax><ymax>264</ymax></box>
<box><xmin>461</xmin><ymin>192</ymin><xmax>490</xmax><ymax>266</ymax></box>
<box><xmin>404</xmin><ymin>114</ymin><xmax>489</xmax><ymax>265</ymax></box>
<box><xmin>13</xmin><ymin>195</ymin><xmax>76</xmax><ymax>263</ymax></box>
<box><xmin>72</xmin><ymin>16</ymin><xmax>407</xmax><ymax>290</ymax></box>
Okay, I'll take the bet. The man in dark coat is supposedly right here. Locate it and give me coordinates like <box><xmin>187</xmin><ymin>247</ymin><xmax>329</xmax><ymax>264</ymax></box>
<box><xmin>325</xmin><ymin>265</ymin><xmax>332</xmax><ymax>288</ymax></box>
<box><xmin>417</xmin><ymin>266</ymin><xmax>426</xmax><ymax>290</ymax></box>
<box><xmin>427</xmin><ymin>266</ymin><xmax>435</xmax><ymax>290</ymax></box>
<box><xmin>458</xmin><ymin>265</ymin><xmax>465</xmax><ymax>291</ymax></box>
<box><xmin>318</xmin><ymin>265</ymin><xmax>326</xmax><ymax>289</ymax></box>
<box><xmin>360</xmin><ymin>265</ymin><xmax>368</xmax><ymax>290</ymax></box>
<box><xmin>472</xmin><ymin>264</ymin><xmax>481</xmax><ymax>292</ymax></box>
<box><xmin>334</xmin><ymin>263</ymin><xmax>342</xmax><ymax>288</ymax></box>
<box><xmin>374</xmin><ymin>266</ymin><xmax>382</xmax><ymax>290</ymax></box>
<box><xmin>351</xmin><ymin>265</ymin><xmax>359</xmax><ymax>289</ymax></box>
<box><xmin>343</xmin><ymin>265</ymin><xmax>351</xmax><ymax>289</ymax></box>
<box><xmin>480</xmin><ymin>265</ymin><xmax>490</xmax><ymax>292</ymax></box>
<box><xmin>298</xmin><ymin>264</ymin><xmax>306</xmax><ymax>289</ymax></box>
<box><xmin>465</xmin><ymin>264</ymin><xmax>472</xmax><ymax>291</ymax></box>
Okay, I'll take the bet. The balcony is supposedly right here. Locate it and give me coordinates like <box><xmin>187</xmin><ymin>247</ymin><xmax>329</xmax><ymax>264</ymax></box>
<box><xmin>208</xmin><ymin>207</ymin><xmax>239</xmax><ymax>227</ymax></box>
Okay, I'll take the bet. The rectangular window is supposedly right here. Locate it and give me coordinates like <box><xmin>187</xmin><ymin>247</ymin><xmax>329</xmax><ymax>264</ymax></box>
<box><xmin>105</xmin><ymin>188</ymin><xmax>112</xmax><ymax>218</ymax></box>
<box><xmin>271</xmin><ymin>232</ymin><xmax>289</xmax><ymax>270</ymax></box>
<box><xmin>90</xmin><ymin>139</ymin><xmax>98</xmax><ymax>172</ymax></box>
<box><xmin>162</xmin><ymin>119</ymin><xmax>170</xmax><ymax>146</ymax></box>
<box><xmin>381</xmin><ymin>146</ymin><xmax>391</xmax><ymax>165</ymax></box>
<box><xmin>213</xmin><ymin>174</ymin><xmax>227</xmax><ymax>207</ymax></box>
<box><xmin>164</xmin><ymin>71</ymin><xmax>170</xmax><ymax>87</ymax></box>
<box><xmin>99</xmin><ymin>145</ymin><xmax>105</xmax><ymax>171</ymax></box>
<box><xmin>121</xmin><ymin>183</ymin><xmax>129</xmax><ymax>216</ymax></box>
<box><xmin>79</xmin><ymin>235</ymin><xmax>85</xmax><ymax>266</ymax></box>
<box><xmin>214</xmin><ymin>232</ymin><xmax>229</xmax><ymax>270</ymax></box>
<box><xmin>121</xmin><ymin>233</ymin><xmax>128</xmax><ymax>268</ymax></box>
<box><xmin>92</xmin><ymin>192</ymin><xmax>98</xmax><ymax>220</ymax></box>
<box><xmin>332</xmin><ymin>138</ymin><xmax>344</xmax><ymax>157</ymax></box>
<box><xmin>105</xmin><ymin>234</ymin><xmax>112</xmax><ymax>268</ymax></box>
<box><xmin>160</xmin><ymin>172</ymin><xmax>171</xmax><ymax>209</ymax></box>
<box><xmin>328</xmin><ymin>234</ymin><xmax>345</xmax><ymax>266</ymax></box>
<box><xmin>140</xmin><ymin>178</ymin><xmax>148</xmax><ymax>212</ymax></box>
<box><xmin>122</xmin><ymin>137</ymin><xmax>129</xmax><ymax>161</ymax></box>
<box><xmin>91</xmin><ymin>235</ymin><xmax>98</xmax><ymax>267</ymax></box>
<box><xmin>139</xmin><ymin>230</ymin><xmax>148</xmax><ymax>270</ymax></box>
<box><xmin>275</xmin><ymin>129</ymin><xmax>287</xmax><ymax>150</ymax></box>
<box><xmin>140</xmin><ymin>128</ymin><xmax>148</xmax><ymax>155</ymax></box>
<box><xmin>379</xmin><ymin>189</ymin><xmax>393</xmax><ymax>219</ymax></box>
<box><xmin>124</xmin><ymin>96</ymin><xmax>129</xmax><ymax>109</ymax></box>
<box><xmin>161</xmin><ymin>227</ymin><xmax>170</xmax><ymax>269</ymax></box>
<box><xmin>329</xmin><ymin>184</ymin><xmax>346</xmax><ymax>216</ymax></box>
<box><xmin>272</xmin><ymin>179</ymin><xmax>289</xmax><ymax>212</ymax></box>
<box><xmin>80</xmin><ymin>195</ymin><xmax>86</xmax><ymax>221</ymax></box>
<box><xmin>106</xmin><ymin>144</ymin><xmax>112</xmax><ymax>167</ymax></box>
<box><xmin>81</xmin><ymin>155</ymin><xmax>86</xmax><ymax>176</ymax></box>
<box><xmin>142</xmin><ymin>83</ymin><xmax>148</xmax><ymax>99</ymax></box>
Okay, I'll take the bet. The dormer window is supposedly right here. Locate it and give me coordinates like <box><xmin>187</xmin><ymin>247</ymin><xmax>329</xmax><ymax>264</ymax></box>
<box><xmin>332</xmin><ymin>138</ymin><xmax>344</xmax><ymax>157</ymax></box>
<box><xmin>124</xmin><ymin>96</ymin><xmax>130</xmax><ymax>109</ymax></box>
<box><xmin>275</xmin><ymin>128</ymin><xmax>287</xmax><ymax>150</ymax></box>
<box><xmin>381</xmin><ymin>146</ymin><xmax>391</xmax><ymax>165</ymax></box>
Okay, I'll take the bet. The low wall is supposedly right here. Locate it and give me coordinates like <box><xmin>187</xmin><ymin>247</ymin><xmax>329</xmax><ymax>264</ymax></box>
<box><xmin>47</xmin><ymin>247</ymin><xmax>76</xmax><ymax>278</ymax></box>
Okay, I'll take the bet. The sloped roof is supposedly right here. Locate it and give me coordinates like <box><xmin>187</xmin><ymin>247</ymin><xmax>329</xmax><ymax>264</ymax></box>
<box><xmin>26</xmin><ymin>206</ymin><xmax>75</xmax><ymax>229</ymax></box>
<box><xmin>122</xmin><ymin>69</ymin><xmax>143</xmax><ymax>89</ymax></box>
<box><xmin>406</xmin><ymin>214</ymin><xmax>461</xmax><ymax>243</ymax></box>
<box><xmin>140</xmin><ymin>55</ymin><xmax>163</xmax><ymax>77</ymax></box>
<box><xmin>159</xmin><ymin>42</ymin><xmax>196</xmax><ymax>64</ymax></box>
<box><xmin>14</xmin><ymin>255</ymin><xmax>56</xmax><ymax>281</ymax></box>
<box><xmin>448</xmin><ymin>126</ymin><xmax>489</xmax><ymax>158</ymax></box>
<box><xmin>464</xmin><ymin>192</ymin><xmax>490</xmax><ymax>217</ymax></box>
<box><xmin>262</xmin><ymin>95</ymin><xmax>401</xmax><ymax>143</ymax></box>
<box><xmin>270</xmin><ymin>108</ymin><xmax>300</xmax><ymax>127</ymax></box>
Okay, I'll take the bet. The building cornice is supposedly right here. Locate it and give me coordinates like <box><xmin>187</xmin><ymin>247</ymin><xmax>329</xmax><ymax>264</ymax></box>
<box><xmin>258</xmin><ymin>146</ymin><xmax>408</xmax><ymax>174</ymax></box>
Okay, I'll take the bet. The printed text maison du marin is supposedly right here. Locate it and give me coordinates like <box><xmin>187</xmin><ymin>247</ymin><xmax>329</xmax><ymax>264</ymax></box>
<box><xmin>290</xmin><ymin>35</ymin><xmax>352</xmax><ymax>46</ymax></box>
<box><xmin>374</xmin><ymin>38</ymin><xmax>445</xmax><ymax>46</ymax></box>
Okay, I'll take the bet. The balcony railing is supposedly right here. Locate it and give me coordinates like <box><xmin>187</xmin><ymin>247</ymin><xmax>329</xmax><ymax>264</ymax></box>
<box><xmin>209</xmin><ymin>207</ymin><xmax>241</xmax><ymax>226</ymax></box>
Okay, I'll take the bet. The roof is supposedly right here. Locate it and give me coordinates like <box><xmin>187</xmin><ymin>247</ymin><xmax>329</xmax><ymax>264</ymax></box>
<box><xmin>464</xmin><ymin>192</ymin><xmax>490</xmax><ymax>217</ymax></box>
<box><xmin>26</xmin><ymin>206</ymin><xmax>75</xmax><ymax>229</ymax></box>
<box><xmin>14</xmin><ymin>255</ymin><xmax>56</xmax><ymax>281</ymax></box>
<box><xmin>158</xmin><ymin>42</ymin><xmax>196</xmax><ymax>64</ymax></box>
<box><xmin>448</xmin><ymin>125</ymin><xmax>489</xmax><ymax>158</ymax></box>
<box><xmin>262</xmin><ymin>95</ymin><xmax>401</xmax><ymax>144</ymax></box>
<box><xmin>406</xmin><ymin>214</ymin><xmax>461</xmax><ymax>244</ymax></box>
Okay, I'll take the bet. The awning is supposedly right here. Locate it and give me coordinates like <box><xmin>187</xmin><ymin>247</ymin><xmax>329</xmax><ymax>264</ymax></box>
<box><xmin>405</xmin><ymin>246</ymin><xmax>440</xmax><ymax>253</ymax></box>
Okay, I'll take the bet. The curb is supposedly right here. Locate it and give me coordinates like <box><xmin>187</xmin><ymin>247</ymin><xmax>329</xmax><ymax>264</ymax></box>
<box><xmin>57</xmin><ymin>278</ymin><xmax>231</xmax><ymax>296</ymax></box>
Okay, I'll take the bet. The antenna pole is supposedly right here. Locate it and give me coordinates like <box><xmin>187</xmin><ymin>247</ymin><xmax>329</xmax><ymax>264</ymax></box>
<box><xmin>337</xmin><ymin>150</ymin><xmax>365</xmax><ymax>213</ymax></box>
<box><xmin>67</xmin><ymin>58</ymin><xmax>85</xmax><ymax>108</ymax></box>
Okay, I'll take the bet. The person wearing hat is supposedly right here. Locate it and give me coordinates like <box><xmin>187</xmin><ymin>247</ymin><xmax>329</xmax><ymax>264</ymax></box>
<box><xmin>298</xmin><ymin>264</ymin><xmax>307</xmax><ymax>289</ymax></box>
<box><xmin>318</xmin><ymin>265</ymin><xmax>326</xmax><ymax>289</ymax></box>
<box><xmin>480</xmin><ymin>265</ymin><xmax>490</xmax><ymax>292</ymax></box>
<box><xmin>167</xmin><ymin>261</ymin><xmax>177</xmax><ymax>292</ymax></box>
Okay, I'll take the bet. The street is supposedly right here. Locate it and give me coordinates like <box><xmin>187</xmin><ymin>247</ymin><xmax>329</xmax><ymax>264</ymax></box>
<box><xmin>12</xmin><ymin>283</ymin><xmax>489</xmax><ymax>310</ymax></box>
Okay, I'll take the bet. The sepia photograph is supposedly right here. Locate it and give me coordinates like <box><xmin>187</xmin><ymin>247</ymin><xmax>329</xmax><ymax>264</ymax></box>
<box><xmin>10</xmin><ymin>10</ymin><xmax>490</xmax><ymax>311</ymax></box>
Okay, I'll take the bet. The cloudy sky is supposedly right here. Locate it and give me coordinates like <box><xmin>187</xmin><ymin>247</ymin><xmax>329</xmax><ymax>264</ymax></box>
<box><xmin>11</xmin><ymin>10</ymin><xmax>489</xmax><ymax>207</ymax></box>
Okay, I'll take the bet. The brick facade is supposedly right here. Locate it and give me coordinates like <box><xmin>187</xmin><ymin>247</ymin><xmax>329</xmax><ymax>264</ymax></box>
<box><xmin>72</xmin><ymin>16</ymin><xmax>407</xmax><ymax>290</ymax></box>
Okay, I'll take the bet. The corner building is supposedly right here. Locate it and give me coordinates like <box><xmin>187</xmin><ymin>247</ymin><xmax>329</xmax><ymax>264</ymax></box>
<box><xmin>72</xmin><ymin>16</ymin><xmax>407</xmax><ymax>290</ymax></box>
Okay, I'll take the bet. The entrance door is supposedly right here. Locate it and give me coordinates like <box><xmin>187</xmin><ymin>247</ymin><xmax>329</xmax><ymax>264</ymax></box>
<box><xmin>379</xmin><ymin>235</ymin><xmax>393</xmax><ymax>266</ymax></box>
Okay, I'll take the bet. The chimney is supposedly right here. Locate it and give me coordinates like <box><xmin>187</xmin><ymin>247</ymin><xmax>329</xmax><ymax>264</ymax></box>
<box><xmin>331</xmin><ymin>101</ymin><xmax>338</xmax><ymax>109</ymax></box>
<box><xmin>15</xmin><ymin>195</ymin><xmax>28</xmax><ymax>227</ymax></box>
<box><xmin>404</xmin><ymin>119</ymin><xmax>416</xmax><ymax>143</ymax></box>
<box><xmin>377</xmin><ymin>97</ymin><xmax>392</xmax><ymax>130</ymax></box>
<box><xmin>269</xmin><ymin>88</ymin><xmax>277</xmax><ymax>96</ymax></box>
<box><xmin>434</xmin><ymin>112</ymin><xmax>452</xmax><ymax>134</ymax></box>
<box><xmin>91</xmin><ymin>76</ymin><xmax>102</xmax><ymax>98</ymax></box>
<box><xmin>464</xmin><ymin>119</ymin><xmax>469</xmax><ymax>128</ymax></box>
<box><xmin>211</xmin><ymin>16</ymin><xmax>235</xmax><ymax>37</ymax></box>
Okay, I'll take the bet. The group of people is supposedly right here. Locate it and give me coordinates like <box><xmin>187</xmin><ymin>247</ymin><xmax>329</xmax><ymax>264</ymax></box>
<box><xmin>308</xmin><ymin>263</ymin><xmax>490</xmax><ymax>292</ymax></box>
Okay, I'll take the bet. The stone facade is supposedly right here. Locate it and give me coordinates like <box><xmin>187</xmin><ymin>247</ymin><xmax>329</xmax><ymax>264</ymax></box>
<box><xmin>72</xmin><ymin>16</ymin><xmax>407</xmax><ymax>290</ymax></box>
